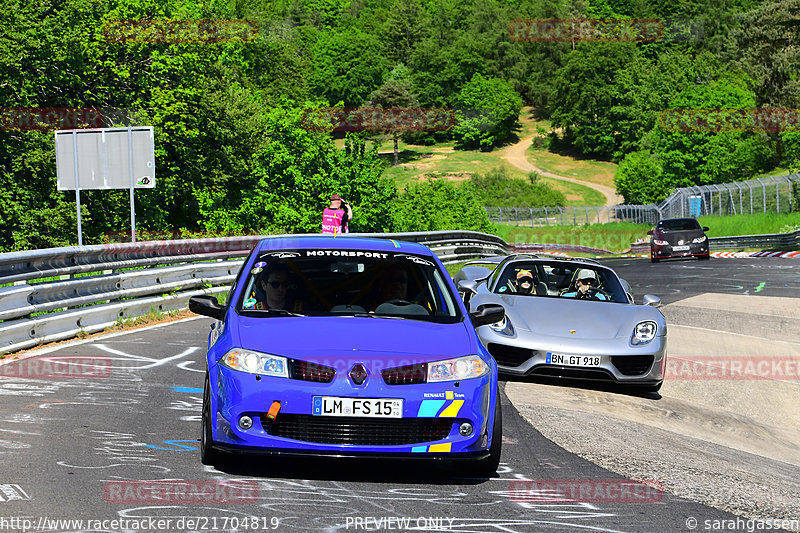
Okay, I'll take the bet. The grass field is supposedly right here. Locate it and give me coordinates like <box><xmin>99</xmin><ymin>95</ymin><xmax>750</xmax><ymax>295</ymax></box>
<box><xmin>698</xmin><ymin>212</ymin><xmax>800</xmax><ymax>237</ymax></box>
<box><xmin>525</xmin><ymin>145</ymin><xmax>618</xmax><ymax>190</ymax></box>
<box><xmin>331</xmin><ymin>107</ymin><xmax>602</xmax><ymax>206</ymax></box>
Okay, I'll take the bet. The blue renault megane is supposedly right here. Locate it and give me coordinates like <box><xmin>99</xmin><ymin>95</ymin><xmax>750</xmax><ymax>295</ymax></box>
<box><xmin>189</xmin><ymin>236</ymin><xmax>505</xmax><ymax>476</ymax></box>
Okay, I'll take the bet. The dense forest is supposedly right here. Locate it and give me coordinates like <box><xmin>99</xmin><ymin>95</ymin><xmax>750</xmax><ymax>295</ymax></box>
<box><xmin>1</xmin><ymin>0</ymin><xmax>798</xmax><ymax>251</ymax></box>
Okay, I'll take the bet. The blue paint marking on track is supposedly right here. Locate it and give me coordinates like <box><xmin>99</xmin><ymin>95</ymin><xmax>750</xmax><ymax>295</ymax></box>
<box><xmin>144</xmin><ymin>439</ymin><xmax>197</xmax><ymax>451</ymax></box>
<box><xmin>171</xmin><ymin>386</ymin><xmax>203</xmax><ymax>393</ymax></box>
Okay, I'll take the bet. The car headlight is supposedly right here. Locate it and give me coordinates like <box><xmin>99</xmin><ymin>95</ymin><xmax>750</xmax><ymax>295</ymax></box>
<box><xmin>489</xmin><ymin>315</ymin><xmax>515</xmax><ymax>336</ymax></box>
<box><xmin>692</xmin><ymin>236</ymin><xmax>707</xmax><ymax>243</ymax></box>
<box><xmin>427</xmin><ymin>355</ymin><xmax>489</xmax><ymax>382</ymax></box>
<box><xmin>221</xmin><ymin>348</ymin><xmax>289</xmax><ymax>377</ymax></box>
<box><xmin>631</xmin><ymin>321</ymin><xmax>657</xmax><ymax>345</ymax></box>
<box><xmin>652</xmin><ymin>239</ymin><xmax>668</xmax><ymax>246</ymax></box>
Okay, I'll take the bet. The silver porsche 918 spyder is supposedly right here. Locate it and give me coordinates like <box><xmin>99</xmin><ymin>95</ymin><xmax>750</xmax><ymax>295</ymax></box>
<box><xmin>455</xmin><ymin>255</ymin><xmax>666</xmax><ymax>392</ymax></box>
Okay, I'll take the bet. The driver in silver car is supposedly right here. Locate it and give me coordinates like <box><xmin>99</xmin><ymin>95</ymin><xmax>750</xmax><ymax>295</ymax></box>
<box><xmin>562</xmin><ymin>269</ymin><xmax>607</xmax><ymax>301</ymax></box>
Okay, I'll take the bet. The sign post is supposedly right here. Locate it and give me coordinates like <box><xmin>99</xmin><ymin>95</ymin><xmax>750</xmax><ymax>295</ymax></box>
<box><xmin>55</xmin><ymin>126</ymin><xmax>155</xmax><ymax>245</ymax></box>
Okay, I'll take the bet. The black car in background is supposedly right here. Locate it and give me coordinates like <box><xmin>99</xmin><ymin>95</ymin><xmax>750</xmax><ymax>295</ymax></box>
<box><xmin>648</xmin><ymin>218</ymin><xmax>710</xmax><ymax>262</ymax></box>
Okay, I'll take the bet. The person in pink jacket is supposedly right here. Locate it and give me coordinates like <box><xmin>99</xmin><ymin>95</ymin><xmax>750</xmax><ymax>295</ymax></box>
<box><xmin>321</xmin><ymin>193</ymin><xmax>353</xmax><ymax>234</ymax></box>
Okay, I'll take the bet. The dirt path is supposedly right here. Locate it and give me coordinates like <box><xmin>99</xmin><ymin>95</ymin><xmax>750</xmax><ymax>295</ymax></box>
<box><xmin>498</xmin><ymin>135</ymin><xmax>624</xmax><ymax>207</ymax></box>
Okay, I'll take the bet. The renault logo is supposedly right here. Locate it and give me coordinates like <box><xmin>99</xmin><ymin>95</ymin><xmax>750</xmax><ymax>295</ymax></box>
<box><xmin>349</xmin><ymin>364</ymin><xmax>367</xmax><ymax>385</ymax></box>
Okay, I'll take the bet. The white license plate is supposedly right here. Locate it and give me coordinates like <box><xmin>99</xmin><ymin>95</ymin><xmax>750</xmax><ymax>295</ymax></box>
<box><xmin>546</xmin><ymin>352</ymin><xmax>601</xmax><ymax>367</ymax></box>
<box><xmin>312</xmin><ymin>396</ymin><xmax>403</xmax><ymax>418</ymax></box>
<box><xmin>673</xmin><ymin>245</ymin><xmax>690</xmax><ymax>251</ymax></box>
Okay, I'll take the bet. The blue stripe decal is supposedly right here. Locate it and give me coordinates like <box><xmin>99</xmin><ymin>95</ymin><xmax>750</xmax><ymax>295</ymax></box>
<box><xmin>171</xmin><ymin>386</ymin><xmax>203</xmax><ymax>393</ymax></box>
<box><xmin>417</xmin><ymin>400</ymin><xmax>446</xmax><ymax>417</ymax></box>
<box><xmin>411</xmin><ymin>446</ymin><xmax>427</xmax><ymax>453</ymax></box>
<box><xmin>389</xmin><ymin>239</ymin><xmax>400</xmax><ymax>248</ymax></box>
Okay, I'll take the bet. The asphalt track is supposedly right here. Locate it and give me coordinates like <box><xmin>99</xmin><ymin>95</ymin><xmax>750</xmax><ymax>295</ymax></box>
<box><xmin>603</xmin><ymin>257</ymin><xmax>800</xmax><ymax>304</ymax></box>
<box><xmin>0</xmin><ymin>257</ymin><xmax>796</xmax><ymax>533</ymax></box>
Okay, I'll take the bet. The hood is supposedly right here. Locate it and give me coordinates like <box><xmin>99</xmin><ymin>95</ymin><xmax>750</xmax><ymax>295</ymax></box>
<box><xmin>229</xmin><ymin>315</ymin><xmax>475</xmax><ymax>369</ymax></box>
<box><xmin>497</xmin><ymin>295</ymin><xmax>648</xmax><ymax>340</ymax></box>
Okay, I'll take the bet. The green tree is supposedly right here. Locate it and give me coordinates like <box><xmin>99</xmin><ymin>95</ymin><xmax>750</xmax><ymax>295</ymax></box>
<box><xmin>195</xmin><ymin>103</ymin><xmax>396</xmax><ymax>234</ymax></box>
<box><xmin>613</xmin><ymin>150</ymin><xmax>670</xmax><ymax>204</ymax></box>
<box><xmin>309</xmin><ymin>29</ymin><xmax>388</xmax><ymax>107</ymax></box>
<box><xmin>367</xmin><ymin>65</ymin><xmax>420</xmax><ymax>166</ymax></box>
<box><xmin>549</xmin><ymin>42</ymin><xmax>639</xmax><ymax>159</ymax></box>
<box><xmin>452</xmin><ymin>74</ymin><xmax>522</xmax><ymax>151</ymax></box>
<box><xmin>651</xmin><ymin>73</ymin><xmax>772</xmax><ymax>187</ymax></box>
<box><xmin>732</xmin><ymin>0</ymin><xmax>800</xmax><ymax>108</ymax></box>
<box><xmin>469</xmin><ymin>167</ymin><xmax>566</xmax><ymax>207</ymax></box>
<box><xmin>394</xmin><ymin>178</ymin><xmax>491</xmax><ymax>232</ymax></box>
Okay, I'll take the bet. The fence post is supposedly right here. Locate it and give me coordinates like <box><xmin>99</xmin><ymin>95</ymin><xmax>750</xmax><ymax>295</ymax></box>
<box><xmin>772</xmin><ymin>177</ymin><xmax>780</xmax><ymax>213</ymax></box>
<box><xmin>544</xmin><ymin>207</ymin><xmax>549</xmax><ymax>226</ymax></box>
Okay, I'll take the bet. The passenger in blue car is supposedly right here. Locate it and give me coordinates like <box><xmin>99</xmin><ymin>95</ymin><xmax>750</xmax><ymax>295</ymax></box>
<box><xmin>561</xmin><ymin>269</ymin><xmax>608</xmax><ymax>301</ymax></box>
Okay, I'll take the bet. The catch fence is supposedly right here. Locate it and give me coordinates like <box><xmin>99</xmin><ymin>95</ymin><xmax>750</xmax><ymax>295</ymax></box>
<box><xmin>487</xmin><ymin>174</ymin><xmax>800</xmax><ymax>226</ymax></box>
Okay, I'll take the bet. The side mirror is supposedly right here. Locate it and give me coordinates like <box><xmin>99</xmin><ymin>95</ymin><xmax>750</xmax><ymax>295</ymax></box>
<box><xmin>646</xmin><ymin>229</ymin><xmax>654</xmax><ymax>236</ymax></box>
<box><xmin>702</xmin><ymin>226</ymin><xmax>709</xmax><ymax>232</ymax></box>
<box><xmin>470</xmin><ymin>304</ymin><xmax>505</xmax><ymax>328</ymax></box>
<box><xmin>457</xmin><ymin>279</ymin><xmax>479</xmax><ymax>295</ymax></box>
<box><xmin>189</xmin><ymin>295</ymin><xmax>226</xmax><ymax>320</ymax></box>
<box><xmin>642</xmin><ymin>294</ymin><xmax>661</xmax><ymax>308</ymax></box>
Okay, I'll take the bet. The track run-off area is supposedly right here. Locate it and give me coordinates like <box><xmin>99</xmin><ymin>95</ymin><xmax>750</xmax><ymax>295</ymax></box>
<box><xmin>0</xmin><ymin>257</ymin><xmax>798</xmax><ymax>533</ymax></box>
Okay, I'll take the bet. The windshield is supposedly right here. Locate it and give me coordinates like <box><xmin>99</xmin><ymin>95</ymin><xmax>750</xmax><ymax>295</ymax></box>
<box><xmin>492</xmin><ymin>261</ymin><xmax>629</xmax><ymax>304</ymax></box>
<box><xmin>236</xmin><ymin>249</ymin><xmax>462</xmax><ymax>322</ymax></box>
<box><xmin>660</xmin><ymin>219</ymin><xmax>701</xmax><ymax>231</ymax></box>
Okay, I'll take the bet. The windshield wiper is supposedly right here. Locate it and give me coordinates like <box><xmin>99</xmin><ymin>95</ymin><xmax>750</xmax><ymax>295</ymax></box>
<box><xmin>241</xmin><ymin>308</ymin><xmax>306</xmax><ymax>317</ymax></box>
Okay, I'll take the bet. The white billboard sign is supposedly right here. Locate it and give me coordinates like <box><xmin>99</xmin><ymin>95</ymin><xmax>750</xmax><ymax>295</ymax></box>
<box><xmin>55</xmin><ymin>127</ymin><xmax>155</xmax><ymax>190</ymax></box>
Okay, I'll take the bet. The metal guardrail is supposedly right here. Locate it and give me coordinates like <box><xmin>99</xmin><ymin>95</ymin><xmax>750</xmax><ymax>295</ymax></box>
<box><xmin>630</xmin><ymin>229</ymin><xmax>800</xmax><ymax>253</ymax></box>
<box><xmin>0</xmin><ymin>232</ymin><xmax>508</xmax><ymax>355</ymax></box>
<box><xmin>708</xmin><ymin>229</ymin><xmax>800</xmax><ymax>250</ymax></box>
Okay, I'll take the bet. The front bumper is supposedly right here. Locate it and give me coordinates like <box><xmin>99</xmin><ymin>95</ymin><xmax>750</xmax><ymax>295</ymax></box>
<box><xmin>481</xmin><ymin>332</ymin><xmax>666</xmax><ymax>384</ymax></box>
<box><xmin>651</xmin><ymin>241</ymin><xmax>708</xmax><ymax>259</ymax></box>
<box><xmin>212</xmin><ymin>443</ymin><xmax>491</xmax><ymax>461</ymax></box>
<box><xmin>209</xmin><ymin>364</ymin><xmax>496</xmax><ymax>456</ymax></box>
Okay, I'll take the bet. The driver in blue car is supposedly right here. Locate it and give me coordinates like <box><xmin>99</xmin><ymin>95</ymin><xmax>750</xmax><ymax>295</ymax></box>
<box><xmin>562</xmin><ymin>269</ymin><xmax>607</xmax><ymax>301</ymax></box>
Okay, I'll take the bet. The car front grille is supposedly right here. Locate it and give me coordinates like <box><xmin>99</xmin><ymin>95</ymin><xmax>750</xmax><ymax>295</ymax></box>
<box><xmin>611</xmin><ymin>355</ymin><xmax>654</xmax><ymax>376</ymax></box>
<box><xmin>487</xmin><ymin>343</ymin><xmax>533</xmax><ymax>367</ymax></box>
<box><xmin>289</xmin><ymin>360</ymin><xmax>336</xmax><ymax>383</ymax></box>
<box><xmin>528</xmin><ymin>366</ymin><xmax>614</xmax><ymax>382</ymax></box>
<box><xmin>262</xmin><ymin>414</ymin><xmax>452</xmax><ymax>445</ymax></box>
<box><xmin>382</xmin><ymin>363</ymin><xmax>427</xmax><ymax>385</ymax></box>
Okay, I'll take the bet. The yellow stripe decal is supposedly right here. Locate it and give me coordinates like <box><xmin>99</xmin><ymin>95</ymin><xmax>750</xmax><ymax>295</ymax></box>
<box><xmin>428</xmin><ymin>443</ymin><xmax>451</xmax><ymax>453</ymax></box>
<box><xmin>389</xmin><ymin>239</ymin><xmax>400</xmax><ymax>248</ymax></box>
<box><xmin>438</xmin><ymin>400</ymin><xmax>464</xmax><ymax>418</ymax></box>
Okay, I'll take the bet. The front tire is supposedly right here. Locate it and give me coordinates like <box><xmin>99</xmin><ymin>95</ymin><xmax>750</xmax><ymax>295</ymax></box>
<box><xmin>200</xmin><ymin>373</ymin><xmax>222</xmax><ymax>466</ymax></box>
<box><xmin>469</xmin><ymin>392</ymin><xmax>502</xmax><ymax>477</ymax></box>
<box><xmin>650</xmin><ymin>252</ymin><xmax>659</xmax><ymax>263</ymax></box>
